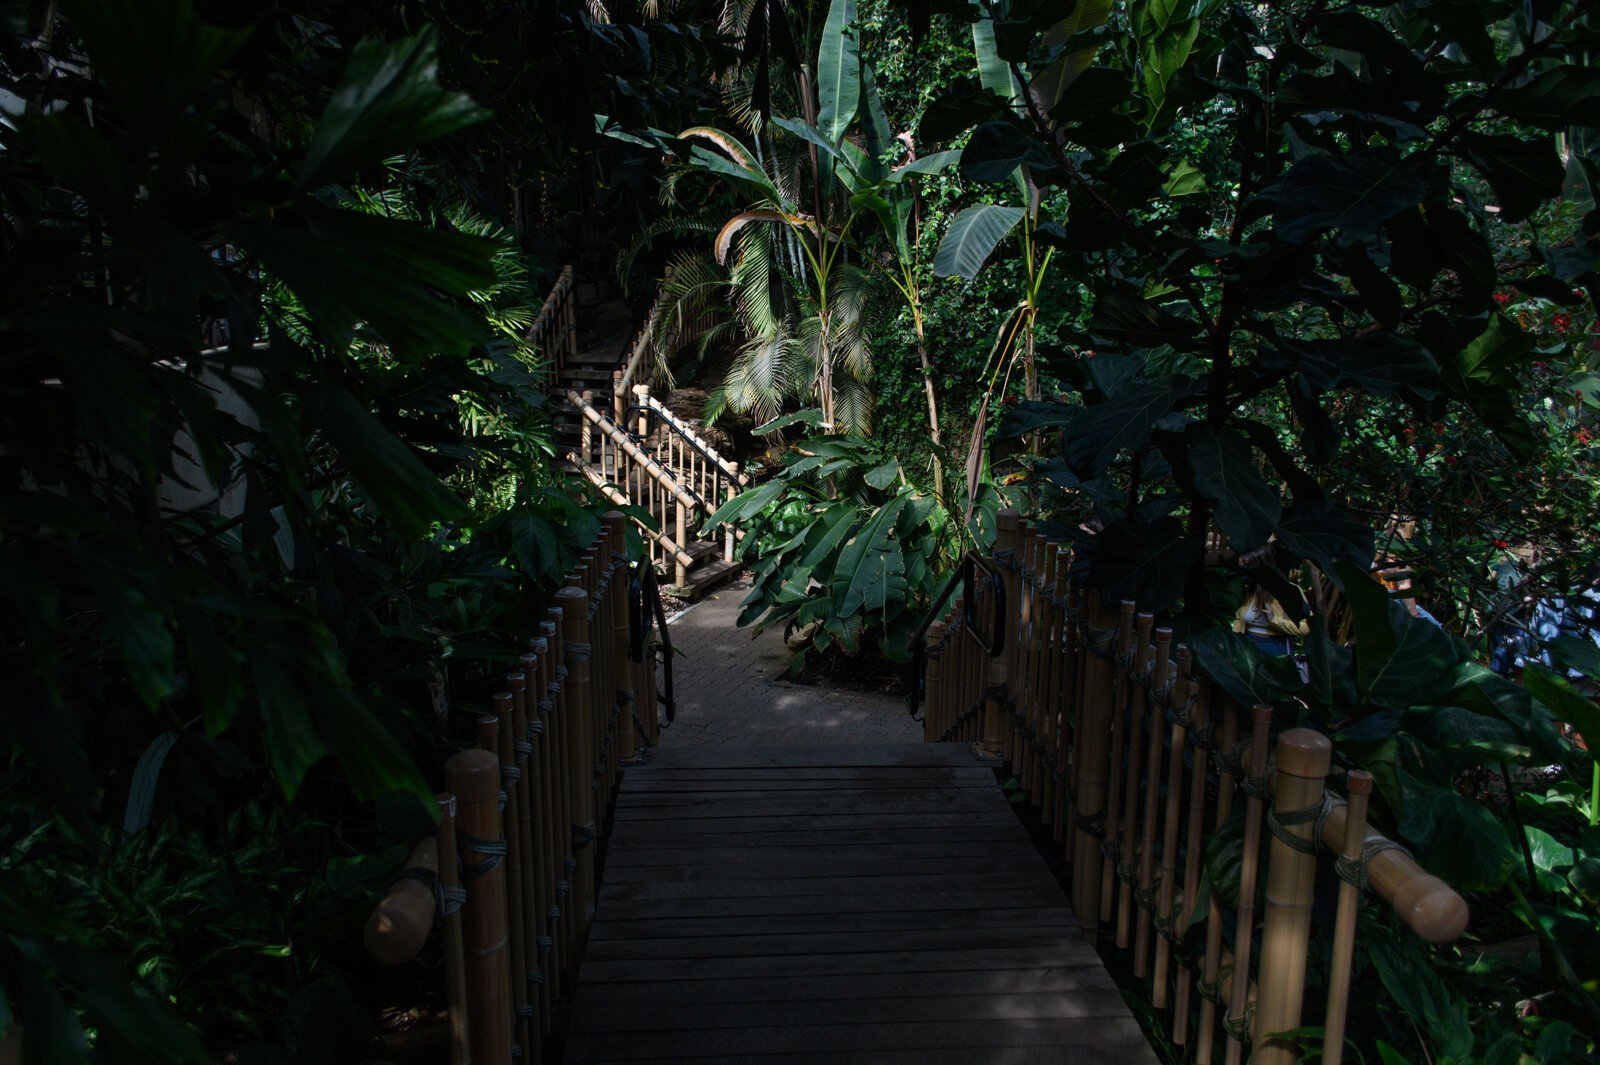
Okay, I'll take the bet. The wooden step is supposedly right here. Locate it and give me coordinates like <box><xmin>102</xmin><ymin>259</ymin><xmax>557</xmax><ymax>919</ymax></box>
<box><xmin>677</xmin><ymin>558</ymin><xmax>740</xmax><ymax>599</ymax></box>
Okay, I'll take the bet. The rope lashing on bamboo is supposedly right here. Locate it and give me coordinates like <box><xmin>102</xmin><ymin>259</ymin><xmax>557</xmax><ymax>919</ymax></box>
<box><xmin>537</xmin><ymin>935</ymin><xmax>553</xmax><ymax>958</ymax></box>
<box><xmin>536</xmin><ymin>699</ymin><xmax>554</xmax><ymax>715</ymax></box>
<box><xmin>1336</xmin><ymin>836</ymin><xmax>1416</xmax><ymax>889</ymax></box>
<box><xmin>514</xmin><ymin>739</ymin><xmax>533</xmax><ymax>762</ymax></box>
<box><xmin>573</xmin><ymin>824</ymin><xmax>599</xmax><ymax>849</ymax></box>
<box><xmin>564</xmin><ymin>857</ymin><xmax>577</xmax><ymax>877</ymax></box>
<box><xmin>994</xmin><ymin>546</ymin><xmax>1019</xmax><ymax>569</ymax></box>
<box><xmin>1084</xmin><ymin>629</ymin><xmax>1117</xmax><ymax>659</ymax></box>
<box><xmin>527</xmin><ymin>968</ymin><xmax>544</xmax><ymax>986</ymax></box>
<box><xmin>391</xmin><ymin>865</ymin><xmax>467</xmax><ymax>919</ymax></box>
<box><xmin>1268</xmin><ymin>790</ymin><xmax>1338</xmax><ymax>854</ymax></box>
<box><xmin>496</xmin><ymin>789</ymin><xmax>508</xmax><ymax>812</ymax></box>
<box><xmin>566</xmin><ymin>641</ymin><xmax>593</xmax><ymax>664</ymax></box>
<box><xmin>1222</xmin><ymin>1001</ymin><xmax>1257</xmax><ymax>1043</ymax></box>
<box><xmin>457</xmin><ymin>832</ymin><xmax>508</xmax><ymax>880</ymax></box>
<box><xmin>501</xmin><ymin>764</ymin><xmax>522</xmax><ymax>785</ymax></box>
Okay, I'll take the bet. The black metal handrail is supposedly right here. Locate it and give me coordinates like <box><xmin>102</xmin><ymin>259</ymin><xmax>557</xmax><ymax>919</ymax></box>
<box><xmin>628</xmin><ymin>558</ymin><xmax>675</xmax><ymax>725</ymax></box>
<box><xmin>905</xmin><ymin>550</ymin><xmax>1007</xmax><ymax>720</ymax></box>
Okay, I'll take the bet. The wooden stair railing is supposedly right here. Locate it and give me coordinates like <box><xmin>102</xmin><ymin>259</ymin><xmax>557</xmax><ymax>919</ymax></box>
<box><xmin>362</xmin><ymin>513</ymin><xmax>670</xmax><ymax>1065</ymax></box>
<box><xmin>609</xmin><ymin>264</ymin><xmax>717</xmax><ymax>423</ymax></box>
<box><xmin>528</xmin><ymin>265</ymin><xmax>577</xmax><ymax>383</ymax></box>
<box><xmin>565</xmin><ymin>389</ymin><xmax>744</xmax><ymax>591</ymax></box>
<box><xmin>910</xmin><ymin>510</ymin><xmax>1470</xmax><ymax>1065</ymax></box>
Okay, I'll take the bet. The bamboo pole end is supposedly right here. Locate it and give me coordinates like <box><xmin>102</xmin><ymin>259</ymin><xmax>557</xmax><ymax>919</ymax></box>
<box><xmin>1275</xmin><ymin>728</ymin><xmax>1333</xmax><ymax>778</ymax></box>
<box><xmin>1347</xmin><ymin>770</ymin><xmax>1374</xmax><ymax>796</ymax></box>
<box><xmin>444</xmin><ymin>747</ymin><xmax>501</xmax><ymax>803</ymax></box>
<box><xmin>1394</xmin><ymin>873</ymin><xmax>1471</xmax><ymax>944</ymax></box>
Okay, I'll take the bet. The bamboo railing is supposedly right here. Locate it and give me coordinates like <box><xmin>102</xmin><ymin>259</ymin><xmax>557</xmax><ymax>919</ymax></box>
<box><xmin>611</xmin><ymin>265</ymin><xmax>718</xmax><ymax>419</ymax></box>
<box><xmin>529</xmin><ymin>265</ymin><xmax>578</xmax><ymax>380</ymax></box>
<box><xmin>362</xmin><ymin>513</ymin><xmax>669</xmax><ymax>1065</ymax></box>
<box><xmin>565</xmin><ymin>388</ymin><xmax>745</xmax><ymax>588</ymax></box>
<box><xmin>913</xmin><ymin>509</ymin><xmax>1470</xmax><ymax>1065</ymax></box>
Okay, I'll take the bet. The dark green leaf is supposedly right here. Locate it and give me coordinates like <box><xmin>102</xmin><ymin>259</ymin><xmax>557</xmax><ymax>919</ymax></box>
<box><xmin>1063</xmin><ymin>382</ymin><xmax>1178</xmax><ymax>479</ymax></box>
<box><xmin>1396</xmin><ymin>765</ymin><xmax>1517</xmax><ymax>890</ymax></box>
<box><xmin>1459</xmin><ymin>133</ymin><xmax>1566</xmax><ymax>223</ymax></box>
<box><xmin>1274</xmin><ymin>500</ymin><xmax>1374</xmax><ymax>572</ymax></box>
<box><xmin>1087</xmin><ymin>516</ymin><xmax>1202</xmax><ymax>613</ymax></box>
<box><xmin>933</xmin><ymin>204</ymin><xmax>1025</xmax><ymax>278</ymax></box>
<box><xmin>1271</xmin><ymin>149</ymin><xmax>1434</xmax><ymax>245</ymax></box>
<box><xmin>297</xmin><ymin>28</ymin><xmax>490</xmax><ymax>191</ymax></box>
<box><xmin>1496</xmin><ymin>66</ymin><xmax>1600</xmax><ymax>131</ymax></box>
<box><xmin>960</xmin><ymin>121</ymin><xmax>1053</xmax><ymax>183</ymax></box>
<box><xmin>1187</xmin><ymin>427</ymin><xmax>1280</xmax><ymax>550</ymax></box>
<box><xmin>1336</xmin><ymin>560</ymin><xmax>1465</xmax><ymax>706</ymax></box>
<box><xmin>817</xmin><ymin>0</ymin><xmax>860</xmax><ymax>145</ymax></box>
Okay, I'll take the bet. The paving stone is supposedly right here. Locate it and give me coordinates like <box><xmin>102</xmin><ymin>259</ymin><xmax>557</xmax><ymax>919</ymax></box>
<box><xmin>652</xmin><ymin>582</ymin><xmax>921</xmax><ymax>749</ymax></box>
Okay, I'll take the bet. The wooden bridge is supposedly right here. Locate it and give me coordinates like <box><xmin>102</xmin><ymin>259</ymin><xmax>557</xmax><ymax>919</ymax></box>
<box><xmin>564</xmin><ymin>744</ymin><xmax>1155</xmax><ymax>1064</ymax></box>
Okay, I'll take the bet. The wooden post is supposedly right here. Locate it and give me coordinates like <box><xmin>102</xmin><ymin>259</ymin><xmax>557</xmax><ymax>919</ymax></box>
<box><xmin>1196</xmin><ymin>696</ymin><xmax>1242</xmax><ymax>1065</ymax></box>
<box><xmin>1173</xmin><ymin>671</ymin><xmax>1212</xmax><ymax>1044</ymax></box>
<box><xmin>1133</xmin><ymin>627</ymin><xmax>1174</xmax><ymax>974</ymax></box>
<box><xmin>580</xmin><ymin>389</ymin><xmax>594</xmax><ymax>466</ymax></box>
<box><xmin>529</xmin><ymin>638</ymin><xmax>563</xmax><ymax>1003</ymax></box>
<box><xmin>491</xmin><ymin>693</ymin><xmax>533</xmax><ymax>1059</ymax></box>
<box><xmin>1152</xmin><ymin>648</ymin><xmax>1194</xmax><ymax>1011</ymax></box>
<box><xmin>1223</xmin><ymin>704</ymin><xmax>1275</xmax><ymax>1065</ymax></box>
<box><xmin>437</xmin><ymin>794</ymin><xmax>471</xmax><ymax>1065</ymax></box>
<box><xmin>724</xmin><ymin>462</ymin><xmax>740</xmax><ymax>562</ymax></box>
<box><xmin>612</xmin><ymin>370</ymin><xmax>625</xmax><ymax>423</ymax></box>
<box><xmin>556</xmin><ymin>585</ymin><xmax>598</xmax><ymax>945</ymax></box>
<box><xmin>1100</xmin><ymin>599</ymin><xmax>1137</xmax><ymax>925</ymax></box>
<box><xmin>509</xmin><ymin>671</ymin><xmax>549</xmax><ymax>1035</ymax></box>
<box><xmin>363</xmin><ymin>838</ymin><xmax>437</xmax><ymax>964</ymax></box>
<box><xmin>634</xmin><ymin>384</ymin><xmax>650</xmax><ymax>438</ymax></box>
<box><xmin>1324</xmin><ymin>770</ymin><xmax>1372</xmax><ymax>1065</ymax></box>
<box><xmin>1254</xmin><ymin>729</ymin><xmax>1332</xmax><ymax>1065</ymax></box>
<box><xmin>606</xmin><ymin>513</ymin><xmax>639</xmax><ymax>766</ymax></box>
<box><xmin>1116</xmin><ymin>613</ymin><xmax>1155</xmax><ymax>949</ymax></box>
<box><xmin>1070</xmin><ymin>593</ymin><xmax>1119</xmax><ymax>933</ymax></box>
<box><xmin>982</xmin><ymin>510</ymin><xmax>1021</xmax><ymax>755</ymax></box>
<box><xmin>1035</xmin><ymin>533</ymin><xmax>1058</xmax><ymax>826</ymax></box>
<box><xmin>1006</xmin><ymin>516</ymin><xmax>1031</xmax><ymax>776</ymax></box>
<box><xmin>923</xmin><ymin>621</ymin><xmax>945</xmax><ymax>744</ymax></box>
<box><xmin>446</xmin><ymin>746</ymin><xmax>513</xmax><ymax>1065</ymax></box>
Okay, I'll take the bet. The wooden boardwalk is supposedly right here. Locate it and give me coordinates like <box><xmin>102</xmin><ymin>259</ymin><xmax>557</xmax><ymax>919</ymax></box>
<box><xmin>565</xmin><ymin>744</ymin><xmax>1158</xmax><ymax>1065</ymax></box>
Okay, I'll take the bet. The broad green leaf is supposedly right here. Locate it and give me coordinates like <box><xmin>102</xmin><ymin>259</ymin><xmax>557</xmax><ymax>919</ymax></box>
<box><xmin>253</xmin><ymin>658</ymin><xmax>328</xmax><ymax>801</ymax></box>
<box><xmin>1063</xmin><ymin>382</ymin><xmax>1178</xmax><ymax>479</ymax></box>
<box><xmin>1274</xmin><ymin>500</ymin><xmax>1374</xmax><ymax>572</ymax></box>
<box><xmin>959</xmin><ymin>121</ymin><xmax>1052</xmax><ymax>183</ymax></box>
<box><xmin>122</xmin><ymin>732</ymin><xmax>177</xmax><ymax>836</ymax></box>
<box><xmin>1286</xmin><ymin>333</ymin><xmax>1440</xmax><ymax>397</ymax></box>
<box><xmin>297</xmin><ymin>28</ymin><xmax>490</xmax><ymax>192</ymax></box>
<box><xmin>1549</xmin><ymin>635</ymin><xmax>1600</xmax><ymax>680</ymax></box>
<box><xmin>1090</xmin><ymin>287</ymin><xmax>1200</xmax><ymax>350</ymax></box>
<box><xmin>1271</xmin><ymin>148</ymin><xmax>1433</xmax><ymax>245</ymax></box>
<box><xmin>1029</xmin><ymin>0</ymin><xmax>1113</xmax><ymax>117</ymax></box>
<box><xmin>970</xmin><ymin>5</ymin><xmax>1019</xmax><ymax>105</ymax></box>
<box><xmin>1497</xmin><ymin>66</ymin><xmax>1600</xmax><ymax>131</ymax></box>
<box><xmin>704</xmin><ymin>477</ymin><xmax>787</xmax><ymax>532</ymax></box>
<box><xmin>832</xmin><ymin>494</ymin><xmax>909</xmax><ymax>617</ymax></box>
<box><xmin>318</xmin><ymin>689</ymin><xmax>431</xmax><ymax>802</ymax></box>
<box><xmin>1396</xmin><ymin>766</ymin><xmax>1517</xmax><ymax>891</ymax></box>
<box><xmin>1524</xmin><ymin>666</ymin><xmax>1600</xmax><ymax>746</ymax></box>
<box><xmin>863</xmin><ymin>459</ymin><xmax>900</xmax><ymax>489</ymax></box>
<box><xmin>312</xmin><ymin>385</ymin><xmax>469</xmax><ymax>538</ymax></box>
<box><xmin>1133</xmin><ymin>0</ymin><xmax>1200</xmax><ymax>129</ymax></box>
<box><xmin>83</xmin><ymin>565</ymin><xmax>175</xmax><ymax>709</ymax></box>
<box><xmin>1190</xmin><ymin>627</ymin><xmax>1306</xmax><ymax>710</ymax></box>
<box><xmin>239</xmin><ymin>206</ymin><xmax>498</xmax><ymax>359</ymax></box>
<box><xmin>1459</xmin><ymin>133</ymin><xmax>1566</xmax><ymax>222</ymax></box>
<box><xmin>1088</xmin><ymin>516</ymin><xmax>1202</xmax><ymax>613</ymax></box>
<box><xmin>887</xmin><ymin>150</ymin><xmax>962</xmax><ymax>181</ymax></box>
<box><xmin>1336</xmin><ymin>560</ymin><xmax>1464</xmax><ymax>707</ymax></box>
<box><xmin>1187</xmin><ymin>427</ymin><xmax>1280</xmax><ymax>550</ymax></box>
<box><xmin>818</xmin><ymin>0</ymin><xmax>860</xmax><ymax>145</ymax></box>
<box><xmin>933</xmin><ymin>204</ymin><xmax>1024</xmax><ymax>279</ymax></box>
<box><xmin>858</xmin><ymin>63</ymin><xmax>893</xmax><ymax>182</ymax></box>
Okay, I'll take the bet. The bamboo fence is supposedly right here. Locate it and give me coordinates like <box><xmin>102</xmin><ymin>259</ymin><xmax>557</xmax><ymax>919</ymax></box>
<box><xmin>917</xmin><ymin>509</ymin><xmax>1470</xmax><ymax>1064</ymax></box>
<box><xmin>363</xmin><ymin>512</ymin><xmax>661</xmax><ymax>1065</ymax></box>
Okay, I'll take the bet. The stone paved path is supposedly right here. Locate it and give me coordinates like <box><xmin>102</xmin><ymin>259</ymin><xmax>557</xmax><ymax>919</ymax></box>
<box><xmin>658</xmin><ymin>582</ymin><xmax>921</xmax><ymax>748</ymax></box>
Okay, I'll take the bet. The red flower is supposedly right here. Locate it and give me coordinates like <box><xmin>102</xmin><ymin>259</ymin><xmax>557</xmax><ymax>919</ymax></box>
<box><xmin>1492</xmin><ymin>538</ymin><xmax>1509</xmax><ymax>548</ymax></box>
<box><xmin>1493</xmin><ymin>291</ymin><xmax>1510</xmax><ymax>304</ymax></box>
<box><xmin>1445</xmin><ymin>455</ymin><xmax>1458</xmax><ymax>465</ymax></box>
<box><xmin>1553</xmin><ymin>312</ymin><xmax>1572</xmax><ymax>334</ymax></box>
<box><xmin>1578</xmin><ymin>427</ymin><xmax>1594</xmax><ymax>444</ymax></box>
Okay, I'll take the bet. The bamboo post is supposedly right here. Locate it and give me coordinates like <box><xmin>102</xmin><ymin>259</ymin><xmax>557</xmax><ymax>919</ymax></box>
<box><xmin>1116</xmin><ymin>613</ymin><xmax>1155</xmax><ymax>948</ymax></box>
<box><xmin>509</xmin><ymin>671</ymin><xmax>549</xmax><ymax>1034</ymax></box>
<box><xmin>634</xmin><ymin>384</ymin><xmax>650</xmax><ymax>438</ymax></box>
<box><xmin>1101</xmin><ymin>599</ymin><xmax>1137</xmax><ymax>925</ymax></box>
<box><xmin>1324</xmin><ymin>770</ymin><xmax>1372</xmax><ymax>1065</ymax></box>
<box><xmin>983</xmin><ymin>510</ymin><xmax>1021</xmax><ymax>755</ymax></box>
<box><xmin>490</xmin><ymin>695</ymin><xmax>533</xmax><ymax>1059</ymax></box>
<box><xmin>612</xmin><ymin>371</ymin><xmax>624</xmax><ymax>422</ymax></box>
<box><xmin>1133</xmin><ymin>627</ymin><xmax>1174</xmax><ymax>974</ymax></box>
<box><xmin>1152</xmin><ymin>648</ymin><xmax>1194</xmax><ymax>1010</ymax></box>
<box><xmin>1254</xmin><ymin>729</ymin><xmax>1332</xmax><ymax>1065</ymax></box>
<box><xmin>1172</xmin><ymin>670</ymin><xmax>1212</xmax><ymax>1044</ymax></box>
<box><xmin>724</xmin><ymin>462</ymin><xmax>740</xmax><ymax>562</ymax></box>
<box><xmin>1035</xmin><ymin>533</ymin><xmax>1058</xmax><ymax>825</ymax></box>
<box><xmin>437</xmin><ymin>794</ymin><xmax>471</xmax><ymax>1065</ymax></box>
<box><xmin>446</xmin><ymin>746</ymin><xmax>512</xmax><ymax>1065</ymax></box>
<box><xmin>1196</xmin><ymin>696</ymin><xmax>1242</xmax><ymax>1065</ymax></box>
<box><xmin>1006</xmin><ymin>516</ymin><xmax>1030</xmax><ymax>776</ymax></box>
<box><xmin>1049</xmin><ymin>549</ymin><xmax>1073</xmax><ymax>844</ymax></box>
<box><xmin>923</xmin><ymin>621</ymin><xmax>945</xmax><ymax>744</ymax></box>
<box><xmin>1023</xmin><ymin>528</ymin><xmax>1047</xmax><ymax>804</ymax></box>
<box><xmin>531</xmin><ymin>636</ymin><xmax>564</xmax><ymax>1002</ymax></box>
<box><xmin>1316</xmin><ymin>803</ymin><xmax>1468</xmax><ymax>943</ymax></box>
<box><xmin>556</xmin><ymin>584</ymin><xmax>598</xmax><ymax>945</ymax></box>
<box><xmin>580</xmin><ymin>390</ymin><xmax>594</xmax><ymax>466</ymax></box>
<box><xmin>1071</xmin><ymin>593</ymin><xmax>1119</xmax><ymax>932</ymax></box>
<box><xmin>1223</xmin><ymin>704</ymin><xmax>1275</xmax><ymax>1065</ymax></box>
<box><xmin>363</xmin><ymin>838</ymin><xmax>437</xmax><ymax>964</ymax></box>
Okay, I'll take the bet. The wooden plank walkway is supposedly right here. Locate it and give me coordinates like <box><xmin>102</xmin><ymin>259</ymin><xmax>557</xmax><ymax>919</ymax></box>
<box><xmin>565</xmin><ymin>744</ymin><xmax>1158</xmax><ymax>1065</ymax></box>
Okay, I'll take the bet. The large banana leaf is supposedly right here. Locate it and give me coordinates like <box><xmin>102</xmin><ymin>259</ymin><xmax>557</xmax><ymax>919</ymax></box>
<box><xmin>934</xmin><ymin>204</ymin><xmax>1024</xmax><ymax>279</ymax></box>
<box><xmin>832</xmin><ymin>493</ymin><xmax>909</xmax><ymax>617</ymax></box>
<box><xmin>817</xmin><ymin>0</ymin><xmax>860</xmax><ymax>145</ymax></box>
